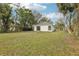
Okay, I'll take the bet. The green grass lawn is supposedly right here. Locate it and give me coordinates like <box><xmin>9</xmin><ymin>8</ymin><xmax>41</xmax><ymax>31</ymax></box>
<box><xmin>0</xmin><ymin>31</ymin><xmax>78</xmax><ymax>56</ymax></box>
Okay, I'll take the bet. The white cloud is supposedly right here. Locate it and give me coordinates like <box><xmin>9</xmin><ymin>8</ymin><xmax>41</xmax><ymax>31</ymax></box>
<box><xmin>19</xmin><ymin>3</ymin><xmax>32</xmax><ymax>8</ymax></box>
<box><xmin>10</xmin><ymin>3</ymin><xmax>47</xmax><ymax>11</ymax></box>
<box><xmin>46</xmin><ymin>12</ymin><xmax>64</xmax><ymax>20</ymax></box>
<box><xmin>29</xmin><ymin>3</ymin><xmax>47</xmax><ymax>11</ymax></box>
<box><xmin>10</xmin><ymin>3</ymin><xmax>17</xmax><ymax>8</ymax></box>
<box><xmin>43</xmin><ymin>12</ymin><xmax>64</xmax><ymax>24</ymax></box>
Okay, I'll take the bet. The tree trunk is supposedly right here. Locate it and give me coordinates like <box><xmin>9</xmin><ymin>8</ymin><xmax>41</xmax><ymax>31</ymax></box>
<box><xmin>2</xmin><ymin>18</ymin><xmax>9</xmax><ymax>32</ymax></box>
<box><xmin>66</xmin><ymin>26</ymin><xmax>73</xmax><ymax>34</ymax></box>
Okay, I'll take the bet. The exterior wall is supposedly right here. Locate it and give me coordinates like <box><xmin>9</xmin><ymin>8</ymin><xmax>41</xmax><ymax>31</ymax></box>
<box><xmin>40</xmin><ymin>25</ymin><xmax>49</xmax><ymax>31</ymax></box>
<box><xmin>33</xmin><ymin>25</ymin><xmax>54</xmax><ymax>32</ymax></box>
<box><xmin>33</xmin><ymin>26</ymin><xmax>37</xmax><ymax>31</ymax></box>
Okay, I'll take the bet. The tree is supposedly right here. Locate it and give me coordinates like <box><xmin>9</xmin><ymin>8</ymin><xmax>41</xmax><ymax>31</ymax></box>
<box><xmin>55</xmin><ymin>19</ymin><xmax>65</xmax><ymax>31</ymax></box>
<box><xmin>72</xmin><ymin>4</ymin><xmax>79</xmax><ymax>36</ymax></box>
<box><xmin>32</xmin><ymin>11</ymin><xmax>42</xmax><ymax>23</ymax></box>
<box><xmin>0</xmin><ymin>3</ymin><xmax>12</xmax><ymax>32</ymax></box>
<box><xmin>57</xmin><ymin>3</ymin><xmax>79</xmax><ymax>37</ymax></box>
<box><xmin>17</xmin><ymin>7</ymin><xmax>35</xmax><ymax>31</ymax></box>
<box><xmin>39</xmin><ymin>17</ymin><xmax>50</xmax><ymax>23</ymax></box>
<box><xmin>57</xmin><ymin>3</ymin><xmax>76</xmax><ymax>34</ymax></box>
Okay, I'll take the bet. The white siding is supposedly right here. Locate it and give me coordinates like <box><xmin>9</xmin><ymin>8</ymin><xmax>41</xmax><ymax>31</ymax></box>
<box><xmin>33</xmin><ymin>26</ymin><xmax>37</xmax><ymax>31</ymax></box>
<box><xmin>33</xmin><ymin>25</ymin><xmax>54</xmax><ymax>32</ymax></box>
<box><xmin>40</xmin><ymin>25</ymin><xmax>48</xmax><ymax>31</ymax></box>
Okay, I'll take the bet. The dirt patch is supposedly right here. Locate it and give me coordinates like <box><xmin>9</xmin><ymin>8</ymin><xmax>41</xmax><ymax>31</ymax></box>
<box><xmin>65</xmin><ymin>34</ymin><xmax>79</xmax><ymax>55</ymax></box>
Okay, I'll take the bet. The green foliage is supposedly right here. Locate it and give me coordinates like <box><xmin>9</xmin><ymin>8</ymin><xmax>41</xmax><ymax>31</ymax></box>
<box><xmin>39</xmin><ymin>17</ymin><xmax>52</xmax><ymax>24</ymax></box>
<box><xmin>57</xmin><ymin>3</ymin><xmax>76</xmax><ymax>34</ymax></box>
<box><xmin>0</xmin><ymin>3</ymin><xmax>12</xmax><ymax>32</ymax></box>
<box><xmin>55</xmin><ymin>19</ymin><xmax>65</xmax><ymax>31</ymax></box>
<box><xmin>17</xmin><ymin>7</ymin><xmax>35</xmax><ymax>31</ymax></box>
<box><xmin>57</xmin><ymin>3</ymin><xmax>76</xmax><ymax>15</ymax></box>
<box><xmin>57</xmin><ymin>3</ymin><xmax>79</xmax><ymax>37</ymax></box>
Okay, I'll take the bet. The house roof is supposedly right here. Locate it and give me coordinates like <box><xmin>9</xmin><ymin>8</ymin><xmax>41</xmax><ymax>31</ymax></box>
<box><xmin>33</xmin><ymin>22</ymin><xmax>52</xmax><ymax>26</ymax></box>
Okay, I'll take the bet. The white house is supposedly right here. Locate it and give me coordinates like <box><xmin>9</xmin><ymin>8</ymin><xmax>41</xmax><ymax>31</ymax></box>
<box><xmin>33</xmin><ymin>22</ymin><xmax>55</xmax><ymax>32</ymax></box>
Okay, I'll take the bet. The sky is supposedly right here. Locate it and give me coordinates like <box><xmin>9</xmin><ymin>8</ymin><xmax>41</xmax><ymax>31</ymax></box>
<box><xmin>32</xmin><ymin>3</ymin><xmax>58</xmax><ymax>14</ymax></box>
<box><xmin>11</xmin><ymin>3</ymin><xmax>64</xmax><ymax>24</ymax></box>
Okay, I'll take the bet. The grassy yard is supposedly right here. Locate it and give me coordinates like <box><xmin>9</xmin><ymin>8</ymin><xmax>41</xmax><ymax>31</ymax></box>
<box><xmin>0</xmin><ymin>31</ymin><xmax>78</xmax><ymax>56</ymax></box>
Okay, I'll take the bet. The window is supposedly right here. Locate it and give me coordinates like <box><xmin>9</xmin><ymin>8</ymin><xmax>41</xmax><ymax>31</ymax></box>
<box><xmin>48</xmin><ymin>26</ymin><xmax>51</xmax><ymax>30</ymax></box>
<box><xmin>37</xmin><ymin>26</ymin><xmax>40</xmax><ymax>31</ymax></box>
